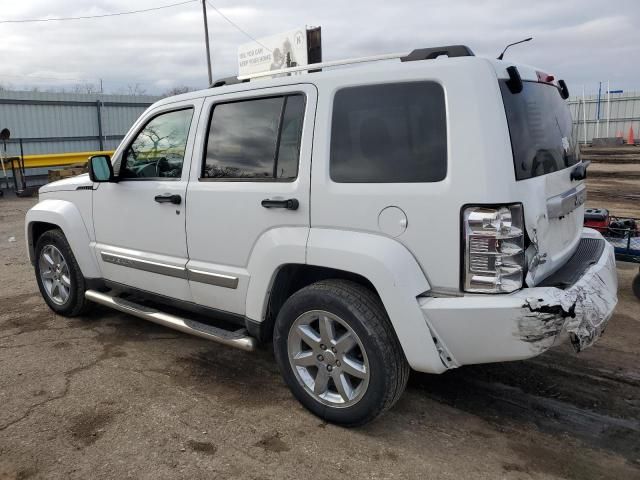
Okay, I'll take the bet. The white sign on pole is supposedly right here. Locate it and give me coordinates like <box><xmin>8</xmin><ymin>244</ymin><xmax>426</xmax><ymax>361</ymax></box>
<box><xmin>238</xmin><ymin>28</ymin><xmax>308</xmax><ymax>78</ymax></box>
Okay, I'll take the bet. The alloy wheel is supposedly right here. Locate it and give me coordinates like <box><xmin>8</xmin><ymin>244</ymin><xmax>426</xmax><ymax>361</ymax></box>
<box><xmin>39</xmin><ymin>245</ymin><xmax>71</xmax><ymax>305</ymax></box>
<box><xmin>287</xmin><ymin>310</ymin><xmax>370</xmax><ymax>408</ymax></box>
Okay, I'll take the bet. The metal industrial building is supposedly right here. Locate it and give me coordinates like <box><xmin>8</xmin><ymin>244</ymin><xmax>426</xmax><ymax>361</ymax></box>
<box><xmin>0</xmin><ymin>87</ymin><xmax>637</xmax><ymax>187</ymax></box>
<box><xmin>0</xmin><ymin>90</ymin><xmax>159</xmax><ymax>157</ymax></box>
<box><xmin>568</xmin><ymin>91</ymin><xmax>639</xmax><ymax>143</ymax></box>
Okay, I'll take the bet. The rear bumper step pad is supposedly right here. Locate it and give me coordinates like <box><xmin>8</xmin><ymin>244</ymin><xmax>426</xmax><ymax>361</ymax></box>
<box><xmin>538</xmin><ymin>238</ymin><xmax>605</xmax><ymax>288</ymax></box>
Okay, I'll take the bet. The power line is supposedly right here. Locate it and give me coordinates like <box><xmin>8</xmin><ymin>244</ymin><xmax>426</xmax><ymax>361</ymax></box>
<box><xmin>0</xmin><ymin>0</ymin><xmax>271</xmax><ymax>86</ymax></box>
<box><xmin>0</xmin><ymin>0</ymin><xmax>197</xmax><ymax>24</ymax></box>
<box><xmin>0</xmin><ymin>0</ymin><xmax>270</xmax><ymax>53</ymax></box>
<box><xmin>0</xmin><ymin>73</ymin><xmax>96</xmax><ymax>83</ymax></box>
<box><xmin>205</xmin><ymin>0</ymin><xmax>271</xmax><ymax>52</ymax></box>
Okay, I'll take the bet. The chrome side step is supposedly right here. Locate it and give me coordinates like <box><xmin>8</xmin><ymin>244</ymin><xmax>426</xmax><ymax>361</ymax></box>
<box><xmin>85</xmin><ymin>290</ymin><xmax>257</xmax><ymax>352</ymax></box>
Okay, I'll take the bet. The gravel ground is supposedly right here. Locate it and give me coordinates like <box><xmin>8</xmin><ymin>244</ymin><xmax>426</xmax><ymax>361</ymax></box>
<box><xmin>0</xmin><ymin>196</ymin><xmax>639</xmax><ymax>480</ymax></box>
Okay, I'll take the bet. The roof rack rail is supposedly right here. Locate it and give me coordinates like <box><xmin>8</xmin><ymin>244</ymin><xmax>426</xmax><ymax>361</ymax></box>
<box><xmin>234</xmin><ymin>45</ymin><xmax>475</xmax><ymax>82</ymax></box>
<box><xmin>401</xmin><ymin>45</ymin><xmax>474</xmax><ymax>62</ymax></box>
<box><xmin>237</xmin><ymin>52</ymin><xmax>406</xmax><ymax>81</ymax></box>
<box><xmin>211</xmin><ymin>76</ymin><xmax>249</xmax><ymax>88</ymax></box>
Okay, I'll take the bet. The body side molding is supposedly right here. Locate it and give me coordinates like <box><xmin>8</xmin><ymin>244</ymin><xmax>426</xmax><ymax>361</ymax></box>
<box><xmin>100</xmin><ymin>251</ymin><xmax>239</xmax><ymax>289</ymax></box>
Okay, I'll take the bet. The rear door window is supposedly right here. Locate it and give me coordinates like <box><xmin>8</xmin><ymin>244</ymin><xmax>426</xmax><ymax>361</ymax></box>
<box><xmin>202</xmin><ymin>94</ymin><xmax>305</xmax><ymax>180</ymax></box>
<box><xmin>330</xmin><ymin>82</ymin><xmax>447</xmax><ymax>183</ymax></box>
<box><xmin>500</xmin><ymin>81</ymin><xmax>579</xmax><ymax>180</ymax></box>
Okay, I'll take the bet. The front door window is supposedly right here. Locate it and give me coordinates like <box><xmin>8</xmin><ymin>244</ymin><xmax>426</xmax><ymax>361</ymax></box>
<box><xmin>121</xmin><ymin>108</ymin><xmax>194</xmax><ymax>179</ymax></box>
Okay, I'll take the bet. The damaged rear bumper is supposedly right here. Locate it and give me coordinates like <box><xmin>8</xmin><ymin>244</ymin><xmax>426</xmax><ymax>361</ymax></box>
<box><xmin>419</xmin><ymin>229</ymin><xmax>618</xmax><ymax>369</ymax></box>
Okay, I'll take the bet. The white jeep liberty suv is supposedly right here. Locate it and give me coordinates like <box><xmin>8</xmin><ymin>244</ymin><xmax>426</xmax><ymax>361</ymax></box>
<box><xmin>26</xmin><ymin>46</ymin><xmax>618</xmax><ymax>426</ymax></box>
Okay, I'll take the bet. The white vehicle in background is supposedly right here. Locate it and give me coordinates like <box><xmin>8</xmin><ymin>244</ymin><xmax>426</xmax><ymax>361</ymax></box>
<box><xmin>25</xmin><ymin>45</ymin><xmax>618</xmax><ymax>426</ymax></box>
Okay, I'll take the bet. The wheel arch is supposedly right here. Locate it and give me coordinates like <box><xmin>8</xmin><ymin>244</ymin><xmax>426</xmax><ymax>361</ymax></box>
<box><xmin>26</xmin><ymin>199</ymin><xmax>100</xmax><ymax>278</ymax></box>
<box><xmin>246</xmin><ymin>228</ymin><xmax>446</xmax><ymax>373</ymax></box>
<box><xmin>28</xmin><ymin>221</ymin><xmax>59</xmax><ymax>259</ymax></box>
<box><xmin>246</xmin><ymin>263</ymin><xmax>378</xmax><ymax>342</ymax></box>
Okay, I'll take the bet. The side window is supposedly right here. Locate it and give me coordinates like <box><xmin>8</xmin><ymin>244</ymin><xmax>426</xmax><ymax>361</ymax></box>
<box><xmin>202</xmin><ymin>94</ymin><xmax>305</xmax><ymax>180</ymax></box>
<box><xmin>276</xmin><ymin>95</ymin><xmax>305</xmax><ymax>179</ymax></box>
<box><xmin>121</xmin><ymin>108</ymin><xmax>194</xmax><ymax>180</ymax></box>
<box><xmin>330</xmin><ymin>82</ymin><xmax>447</xmax><ymax>183</ymax></box>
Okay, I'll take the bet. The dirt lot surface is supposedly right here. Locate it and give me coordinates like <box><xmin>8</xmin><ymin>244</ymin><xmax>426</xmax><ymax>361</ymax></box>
<box><xmin>583</xmin><ymin>145</ymin><xmax>640</xmax><ymax>218</ymax></box>
<box><xmin>1</xmin><ymin>196</ymin><xmax>639</xmax><ymax>480</ymax></box>
<box><xmin>586</xmin><ymin>177</ymin><xmax>640</xmax><ymax>219</ymax></box>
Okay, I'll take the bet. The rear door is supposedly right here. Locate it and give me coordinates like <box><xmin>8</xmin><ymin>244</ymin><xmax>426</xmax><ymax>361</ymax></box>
<box><xmin>499</xmin><ymin>77</ymin><xmax>585</xmax><ymax>284</ymax></box>
<box><xmin>185</xmin><ymin>84</ymin><xmax>316</xmax><ymax>315</ymax></box>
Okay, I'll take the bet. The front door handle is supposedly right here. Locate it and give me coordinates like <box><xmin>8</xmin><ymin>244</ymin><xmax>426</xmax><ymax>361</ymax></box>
<box><xmin>261</xmin><ymin>198</ymin><xmax>299</xmax><ymax>210</ymax></box>
<box><xmin>154</xmin><ymin>194</ymin><xmax>182</xmax><ymax>205</ymax></box>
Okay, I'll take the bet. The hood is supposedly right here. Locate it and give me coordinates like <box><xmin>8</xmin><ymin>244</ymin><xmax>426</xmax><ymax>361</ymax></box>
<box><xmin>39</xmin><ymin>173</ymin><xmax>93</xmax><ymax>194</ymax></box>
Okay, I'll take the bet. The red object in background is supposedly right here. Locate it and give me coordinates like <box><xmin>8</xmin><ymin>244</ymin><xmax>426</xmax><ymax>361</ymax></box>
<box><xmin>584</xmin><ymin>208</ymin><xmax>610</xmax><ymax>234</ymax></box>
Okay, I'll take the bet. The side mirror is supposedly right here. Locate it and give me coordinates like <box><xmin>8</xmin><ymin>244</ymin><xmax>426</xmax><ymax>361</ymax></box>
<box><xmin>88</xmin><ymin>155</ymin><xmax>115</xmax><ymax>182</ymax></box>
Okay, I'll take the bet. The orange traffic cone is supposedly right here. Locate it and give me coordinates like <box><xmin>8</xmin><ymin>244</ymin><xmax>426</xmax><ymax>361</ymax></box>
<box><xmin>628</xmin><ymin>126</ymin><xmax>635</xmax><ymax>145</ymax></box>
<box><xmin>616</xmin><ymin>131</ymin><xmax>623</xmax><ymax>138</ymax></box>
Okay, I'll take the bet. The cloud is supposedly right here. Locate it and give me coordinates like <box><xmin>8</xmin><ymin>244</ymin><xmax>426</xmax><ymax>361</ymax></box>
<box><xmin>0</xmin><ymin>0</ymin><xmax>637</xmax><ymax>94</ymax></box>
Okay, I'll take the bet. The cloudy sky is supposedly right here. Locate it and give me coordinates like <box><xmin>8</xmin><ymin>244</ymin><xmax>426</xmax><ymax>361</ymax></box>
<box><xmin>0</xmin><ymin>0</ymin><xmax>637</xmax><ymax>95</ymax></box>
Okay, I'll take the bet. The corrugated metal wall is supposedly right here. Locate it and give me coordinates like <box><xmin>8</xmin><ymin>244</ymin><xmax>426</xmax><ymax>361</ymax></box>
<box><xmin>568</xmin><ymin>91</ymin><xmax>640</xmax><ymax>143</ymax></box>
<box><xmin>0</xmin><ymin>90</ymin><xmax>160</xmax><ymax>157</ymax></box>
<box><xmin>0</xmin><ymin>88</ymin><xmax>636</xmax><ymax>164</ymax></box>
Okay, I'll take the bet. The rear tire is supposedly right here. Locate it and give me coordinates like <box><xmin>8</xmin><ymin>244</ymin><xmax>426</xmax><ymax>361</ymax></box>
<box><xmin>34</xmin><ymin>229</ymin><xmax>92</xmax><ymax>317</ymax></box>
<box><xmin>273</xmin><ymin>279</ymin><xmax>409</xmax><ymax>426</ymax></box>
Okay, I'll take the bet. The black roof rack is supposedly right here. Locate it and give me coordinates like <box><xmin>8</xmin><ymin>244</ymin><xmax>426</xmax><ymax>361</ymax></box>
<box><xmin>211</xmin><ymin>76</ymin><xmax>249</xmax><ymax>88</ymax></box>
<box><xmin>401</xmin><ymin>45</ymin><xmax>474</xmax><ymax>62</ymax></box>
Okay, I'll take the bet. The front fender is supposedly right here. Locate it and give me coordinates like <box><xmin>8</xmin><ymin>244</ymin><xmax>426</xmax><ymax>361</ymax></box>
<box><xmin>307</xmin><ymin>229</ymin><xmax>445</xmax><ymax>373</ymax></box>
<box><xmin>26</xmin><ymin>199</ymin><xmax>101</xmax><ymax>278</ymax></box>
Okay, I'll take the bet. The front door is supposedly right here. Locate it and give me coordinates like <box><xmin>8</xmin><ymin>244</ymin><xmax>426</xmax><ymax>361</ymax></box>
<box><xmin>185</xmin><ymin>85</ymin><xmax>316</xmax><ymax>315</ymax></box>
<box><xmin>92</xmin><ymin>101</ymin><xmax>201</xmax><ymax>301</ymax></box>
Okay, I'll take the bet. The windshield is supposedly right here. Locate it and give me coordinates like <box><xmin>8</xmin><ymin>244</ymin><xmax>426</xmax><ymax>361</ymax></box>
<box><xmin>500</xmin><ymin>80</ymin><xmax>579</xmax><ymax>181</ymax></box>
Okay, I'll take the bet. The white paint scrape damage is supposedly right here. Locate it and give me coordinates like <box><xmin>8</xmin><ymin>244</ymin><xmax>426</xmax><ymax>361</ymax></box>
<box><xmin>523</xmin><ymin>240</ymin><xmax>618</xmax><ymax>353</ymax></box>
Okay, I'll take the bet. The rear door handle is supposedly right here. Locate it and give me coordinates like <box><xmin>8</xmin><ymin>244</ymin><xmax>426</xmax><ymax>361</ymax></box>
<box><xmin>261</xmin><ymin>198</ymin><xmax>299</xmax><ymax>210</ymax></box>
<box><xmin>154</xmin><ymin>194</ymin><xmax>182</xmax><ymax>205</ymax></box>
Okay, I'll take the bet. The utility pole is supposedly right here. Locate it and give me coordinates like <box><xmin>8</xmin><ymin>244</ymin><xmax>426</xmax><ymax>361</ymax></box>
<box><xmin>201</xmin><ymin>0</ymin><xmax>213</xmax><ymax>85</ymax></box>
<box><xmin>606</xmin><ymin>80</ymin><xmax>611</xmax><ymax>137</ymax></box>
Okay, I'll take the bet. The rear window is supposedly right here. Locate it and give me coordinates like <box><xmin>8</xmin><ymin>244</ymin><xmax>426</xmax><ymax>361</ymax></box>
<box><xmin>500</xmin><ymin>80</ymin><xmax>579</xmax><ymax>181</ymax></box>
<box><xmin>330</xmin><ymin>82</ymin><xmax>447</xmax><ymax>183</ymax></box>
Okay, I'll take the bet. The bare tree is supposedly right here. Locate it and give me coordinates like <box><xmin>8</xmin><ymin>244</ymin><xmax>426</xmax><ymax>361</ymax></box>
<box><xmin>70</xmin><ymin>82</ymin><xmax>100</xmax><ymax>94</ymax></box>
<box><xmin>126</xmin><ymin>83</ymin><xmax>147</xmax><ymax>96</ymax></box>
<box><xmin>162</xmin><ymin>85</ymin><xmax>196</xmax><ymax>97</ymax></box>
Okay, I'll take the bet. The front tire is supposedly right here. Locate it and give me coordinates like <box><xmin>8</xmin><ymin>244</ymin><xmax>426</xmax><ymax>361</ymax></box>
<box><xmin>273</xmin><ymin>280</ymin><xmax>409</xmax><ymax>426</ymax></box>
<box><xmin>34</xmin><ymin>229</ymin><xmax>91</xmax><ymax>317</ymax></box>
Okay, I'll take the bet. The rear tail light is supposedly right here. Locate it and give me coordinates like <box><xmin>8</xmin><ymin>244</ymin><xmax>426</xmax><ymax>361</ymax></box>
<box><xmin>462</xmin><ymin>204</ymin><xmax>525</xmax><ymax>293</ymax></box>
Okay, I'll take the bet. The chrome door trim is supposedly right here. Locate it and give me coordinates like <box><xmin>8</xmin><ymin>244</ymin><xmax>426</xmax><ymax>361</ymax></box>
<box><xmin>101</xmin><ymin>252</ymin><xmax>188</xmax><ymax>279</ymax></box>
<box><xmin>186</xmin><ymin>268</ymin><xmax>239</xmax><ymax>289</ymax></box>
<box><xmin>100</xmin><ymin>251</ymin><xmax>239</xmax><ymax>289</ymax></box>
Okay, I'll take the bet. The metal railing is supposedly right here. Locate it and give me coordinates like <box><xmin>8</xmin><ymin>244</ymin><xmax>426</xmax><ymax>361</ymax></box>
<box><xmin>605</xmin><ymin>219</ymin><xmax>640</xmax><ymax>263</ymax></box>
<box><xmin>19</xmin><ymin>150</ymin><xmax>114</xmax><ymax>169</ymax></box>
